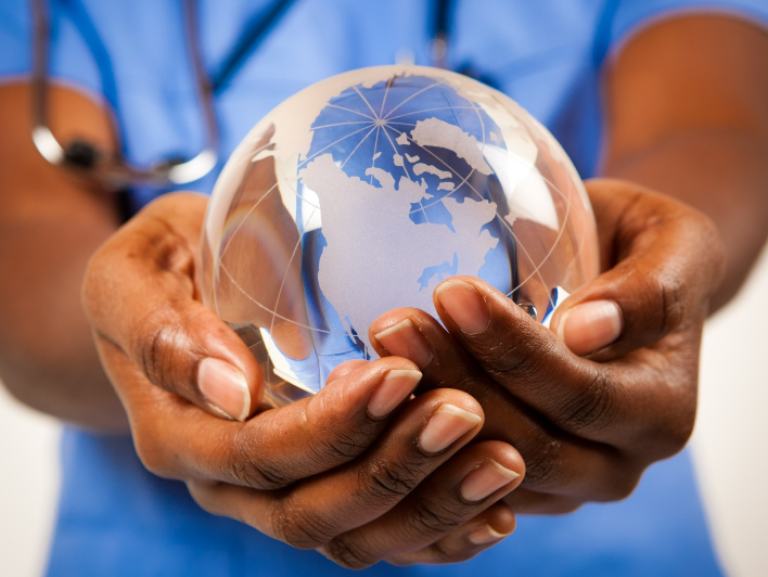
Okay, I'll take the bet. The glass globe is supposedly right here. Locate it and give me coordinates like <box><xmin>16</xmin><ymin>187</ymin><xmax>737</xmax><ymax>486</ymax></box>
<box><xmin>200</xmin><ymin>65</ymin><xmax>599</xmax><ymax>407</ymax></box>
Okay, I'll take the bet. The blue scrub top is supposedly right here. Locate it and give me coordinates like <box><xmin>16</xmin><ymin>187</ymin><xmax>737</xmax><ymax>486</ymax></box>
<box><xmin>2</xmin><ymin>1</ymin><xmax>767</xmax><ymax>575</ymax></box>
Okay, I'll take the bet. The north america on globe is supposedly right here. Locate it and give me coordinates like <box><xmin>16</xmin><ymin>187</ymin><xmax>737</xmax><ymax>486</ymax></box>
<box><xmin>299</xmin><ymin>110</ymin><xmax>500</xmax><ymax>357</ymax></box>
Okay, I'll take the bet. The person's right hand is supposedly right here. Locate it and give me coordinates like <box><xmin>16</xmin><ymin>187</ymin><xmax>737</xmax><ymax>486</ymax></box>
<box><xmin>81</xmin><ymin>192</ymin><xmax>525</xmax><ymax>569</ymax></box>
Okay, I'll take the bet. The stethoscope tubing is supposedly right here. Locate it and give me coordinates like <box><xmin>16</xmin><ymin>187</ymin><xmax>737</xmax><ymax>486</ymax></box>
<box><xmin>30</xmin><ymin>0</ymin><xmax>218</xmax><ymax>188</ymax></box>
<box><xmin>29</xmin><ymin>0</ymin><xmax>504</xmax><ymax>190</ymax></box>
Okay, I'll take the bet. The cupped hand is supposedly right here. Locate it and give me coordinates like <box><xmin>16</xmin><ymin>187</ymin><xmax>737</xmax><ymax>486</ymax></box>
<box><xmin>81</xmin><ymin>192</ymin><xmax>525</xmax><ymax>568</ymax></box>
<box><xmin>369</xmin><ymin>179</ymin><xmax>724</xmax><ymax>514</ymax></box>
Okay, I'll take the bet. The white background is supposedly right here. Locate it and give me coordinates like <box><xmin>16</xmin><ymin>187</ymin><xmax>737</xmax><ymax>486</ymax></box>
<box><xmin>1</xmin><ymin>247</ymin><xmax>766</xmax><ymax>577</ymax></box>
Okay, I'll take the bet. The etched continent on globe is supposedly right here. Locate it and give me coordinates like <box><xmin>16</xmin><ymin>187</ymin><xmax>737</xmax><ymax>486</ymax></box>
<box><xmin>201</xmin><ymin>66</ymin><xmax>600</xmax><ymax>404</ymax></box>
<box><xmin>300</xmin><ymin>133</ymin><xmax>499</xmax><ymax>356</ymax></box>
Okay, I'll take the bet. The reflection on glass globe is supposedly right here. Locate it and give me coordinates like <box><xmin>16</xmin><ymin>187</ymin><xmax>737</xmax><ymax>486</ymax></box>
<box><xmin>200</xmin><ymin>65</ymin><xmax>599</xmax><ymax>407</ymax></box>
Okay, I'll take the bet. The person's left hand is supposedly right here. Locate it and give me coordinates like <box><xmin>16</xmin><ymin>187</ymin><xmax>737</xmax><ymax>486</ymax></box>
<box><xmin>369</xmin><ymin>178</ymin><xmax>724</xmax><ymax>514</ymax></box>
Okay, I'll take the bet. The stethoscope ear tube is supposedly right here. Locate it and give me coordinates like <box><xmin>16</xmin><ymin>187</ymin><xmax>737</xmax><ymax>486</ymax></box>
<box><xmin>30</xmin><ymin>0</ymin><xmax>219</xmax><ymax>190</ymax></box>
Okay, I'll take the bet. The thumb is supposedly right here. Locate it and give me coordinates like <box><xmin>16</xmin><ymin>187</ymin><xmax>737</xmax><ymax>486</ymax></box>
<box><xmin>549</xmin><ymin>179</ymin><xmax>724</xmax><ymax>360</ymax></box>
<box><xmin>83</xmin><ymin>192</ymin><xmax>263</xmax><ymax>421</ymax></box>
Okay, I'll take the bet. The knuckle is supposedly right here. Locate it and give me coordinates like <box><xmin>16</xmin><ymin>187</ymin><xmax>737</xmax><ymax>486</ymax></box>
<box><xmin>230</xmin><ymin>431</ymin><xmax>295</xmax><ymax>490</ymax></box>
<box><xmin>479</xmin><ymin>333</ymin><xmax>537</xmax><ymax>375</ymax></box>
<box><xmin>407</xmin><ymin>498</ymin><xmax>465</xmax><ymax>537</ymax></box>
<box><xmin>651</xmin><ymin>269</ymin><xmax>687</xmax><ymax>335</ymax></box>
<box><xmin>517</xmin><ymin>433</ymin><xmax>562</xmax><ymax>489</ymax></box>
<box><xmin>134</xmin><ymin>317</ymin><xmax>189</xmax><ymax>392</ymax></box>
<box><xmin>480</xmin><ymin>335</ymin><xmax>558</xmax><ymax>392</ymax></box>
<box><xmin>361</xmin><ymin>457</ymin><xmax>423</xmax><ymax>505</ymax></box>
<box><xmin>323</xmin><ymin>537</ymin><xmax>378</xmax><ymax>570</ymax></box>
<box><xmin>303</xmin><ymin>396</ymin><xmax>377</xmax><ymax>466</ymax></box>
<box><xmin>271</xmin><ymin>500</ymin><xmax>336</xmax><ymax>550</ymax></box>
<box><xmin>310</xmin><ymin>429</ymin><xmax>374</xmax><ymax>465</ymax></box>
<box><xmin>558</xmin><ymin>370</ymin><xmax>618</xmax><ymax>434</ymax></box>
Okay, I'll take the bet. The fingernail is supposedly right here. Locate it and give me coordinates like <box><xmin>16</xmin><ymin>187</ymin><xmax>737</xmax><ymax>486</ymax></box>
<box><xmin>373</xmin><ymin>320</ymin><xmax>433</xmax><ymax>369</ymax></box>
<box><xmin>467</xmin><ymin>524</ymin><xmax>511</xmax><ymax>545</ymax></box>
<box><xmin>368</xmin><ymin>369</ymin><xmax>422</xmax><ymax>418</ymax></box>
<box><xmin>460</xmin><ymin>460</ymin><xmax>520</xmax><ymax>502</ymax></box>
<box><xmin>419</xmin><ymin>404</ymin><xmax>482</xmax><ymax>454</ymax></box>
<box><xmin>435</xmin><ymin>280</ymin><xmax>489</xmax><ymax>335</ymax></box>
<box><xmin>198</xmin><ymin>358</ymin><xmax>250</xmax><ymax>422</ymax></box>
<box><xmin>558</xmin><ymin>300</ymin><xmax>623</xmax><ymax>356</ymax></box>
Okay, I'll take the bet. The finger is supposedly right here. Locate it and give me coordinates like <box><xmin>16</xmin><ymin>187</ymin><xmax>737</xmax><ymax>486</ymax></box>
<box><xmin>83</xmin><ymin>192</ymin><xmax>263</xmax><ymax>420</ymax></box>
<box><xmin>372</xmin><ymin>296</ymin><xmax>621</xmax><ymax>443</ymax></box>
<box><xmin>550</xmin><ymin>179</ymin><xmax>724</xmax><ymax>360</ymax></box>
<box><xmin>430</xmin><ymin>278</ymin><xmax>646</xmax><ymax>440</ymax></box>
<box><xmin>369</xmin><ymin>309</ymin><xmax>639</xmax><ymax>500</ymax></box>
<box><xmin>103</xmin><ymin>345</ymin><xmax>423</xmax><ymax>488</ymax></box>
<box><xmin>188</xmin><ymin>389</ymin><xmax>485</xmax><ymax>551</ymax></box>
<box><xmin>434</xmin><ymin>277</ymin><xmax>694</xmax><ymax>460</ymax></box>
<box><xmin>319</xmin><ymin>441</ymin><xmax>523</xmax><ymax>569</ymax></box>
<box><xmin>325</xmin><ymin>359</ymin><xmax>370</xmax><ymax>384</ymax></box>
<box><xmin>386</xmin><ymin>501</ymin><xmax>517</xmax><ymax>566</ymax></box>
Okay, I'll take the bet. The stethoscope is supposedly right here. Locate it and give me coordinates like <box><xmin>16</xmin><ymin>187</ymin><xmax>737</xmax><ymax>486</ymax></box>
<box><xmin>30</xmin><ymin>0</ymin><xmax>475</xmax><ymax>191</ymax></box>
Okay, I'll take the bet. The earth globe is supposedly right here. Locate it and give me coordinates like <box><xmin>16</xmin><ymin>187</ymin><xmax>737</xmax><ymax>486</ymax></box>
<box><xmin>200</xmin><ymin>65</ymin><xmax>599</xmax><ymax>407</ymax></box>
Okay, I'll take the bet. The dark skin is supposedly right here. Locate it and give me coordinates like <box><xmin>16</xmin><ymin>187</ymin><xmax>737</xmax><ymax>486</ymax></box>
<box><xmin>1</xmin><ymin>14</ymin><xmax>767</xmax><ymax>569</ymax></box>
<box><xmin>371</xmin><ymin>183</ymin><xmax>722</xmax><ymax>514</ymax></box>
